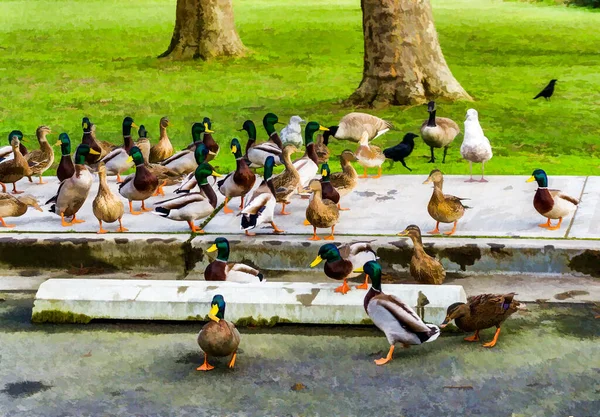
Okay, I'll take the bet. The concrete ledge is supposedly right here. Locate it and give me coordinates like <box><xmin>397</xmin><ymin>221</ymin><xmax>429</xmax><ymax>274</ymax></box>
<box><xmin>189</xmin><ymin>235</ymin><xmax>600</xmax><ymax>277</ymax></box>
<box><xmin>31</xmin><ymin>279</ymin><xmax>467</xmax><ymax>325</ymax></box>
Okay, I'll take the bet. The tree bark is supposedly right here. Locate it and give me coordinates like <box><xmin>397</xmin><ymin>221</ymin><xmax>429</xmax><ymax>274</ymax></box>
<box><xmin>160</xmin><ymin>0</ymin><xmax>246</xmax><ymax>60</ymax></box>
<box><xmin>348</xmin><ymin>0</ymin><xmax>471</xmax><ymax>107</ymax></box>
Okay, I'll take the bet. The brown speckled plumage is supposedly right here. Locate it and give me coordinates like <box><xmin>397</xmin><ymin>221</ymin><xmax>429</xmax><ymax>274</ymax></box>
<box><xmin>329</xmin><ymin>151</ymin><xmax>358</xmax><ymax>198</ymax></box>
<box><xmin>425</xmin><ymin>170</ymin><xmax>468</xmax><ymax>224</ymax></box>
<box><xmin>400</xmin><ymin>225</ymin><xmax>446</xmax><ymax>285</ymax></box>
<box><xmin>306</xmin><ymin>180</ymin><xmax>339</xmax><ymax>229</ymax></box>
<box><xmin>446</xmin><ymin>293</ymin><xmax>520</xmax><ymax>333</ymax></box>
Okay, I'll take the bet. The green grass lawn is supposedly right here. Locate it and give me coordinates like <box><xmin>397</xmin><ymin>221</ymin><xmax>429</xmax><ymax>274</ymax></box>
<box><xmin>0</xmin><ymin>0</ymin><xmax>599</xmax><ymax>176</ymax></box>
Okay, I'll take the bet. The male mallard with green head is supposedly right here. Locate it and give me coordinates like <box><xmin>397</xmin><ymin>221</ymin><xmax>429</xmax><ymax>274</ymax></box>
<box><xmin>357</xmin><ymin>261</ymin><xmax>440</xmax><ymax>365</ymax></box>
<box><xmin>310</xmin><ymin>242</ymin><xmax>378</xmax><ymax>294</ymax></box>
<box><xmin>46</xmin><ymin>144</ymin><xmax>100</xmax><ymax>226</ymax></box>
<box><xmin>440</xmin><ymin>293</ymin><xmax>520</xmax><ymax>348</ymax></box>
<box><xmin>118</xmin><ymin>146</ymin><xmax>158</xmax><ymax>215</ymax></box>
<box><xmin>245</xmin><ymin>114</ymin><xmax>284</xmax><ymax>168</ymax></box>
<box><xmin>526</xmin><ymin>169</ymin><xmax>579</xmax><ymax>230</ymax></box>
<box><xmin>0</xmin><ymin>193</ymin><xmax>42</xmax><ymax>228</ymax></box>
<box><xmin>292</xmin><ymin>121</ymin><xmax>329</xmax><ymax>188</ymax></box>
<box><xmin>153</xmin><ymin>162</ymin><xmax>221</xmax><ymax>233</ymax></box>
<box><xmin>218</xmin><ymin>138</ymin><xmax>256</xmax><ymax>214</ymax></box>
<box><xmin>80</xmin><ymin>117</ymin><xmax>112</xmax><ymax>164</ymax></box>
<box><xmin>100</xmin><ymin>117</ymin><xmax>138</xmax><ymax>183</ymax></box>
<box><xmin>161</xmin><ymin>122</ymin><xmax>210</xmax><ymax>175</ymax></box>
<box><xmin>196</xmin><ymin>294</ymin><xmax>241</xmax><ymax>371</ymax></box>
<box><xmin>173</xmin><ymin>144</ymin><xmax>211</xmax><ymax>194</ymax></box>
<box><xmin>55</xmin><ymin>133</ymin><xmax>75</xmax><ymax>182</ymax></box>
<box><xmin>424</xmin><ymin>169</ymin><xmax>470</xmax><ymax>235</ymax></box>
<box><xmin>205</xmin><ymin>237</ymin><xmax>265</xmax><ymax>283</ymax></box>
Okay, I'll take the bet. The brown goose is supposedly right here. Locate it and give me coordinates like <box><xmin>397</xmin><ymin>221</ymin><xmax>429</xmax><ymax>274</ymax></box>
<box><xmin>420</xmin><ymin>101</ymin><xmax>460</xmax><ymax>164</ymax></box>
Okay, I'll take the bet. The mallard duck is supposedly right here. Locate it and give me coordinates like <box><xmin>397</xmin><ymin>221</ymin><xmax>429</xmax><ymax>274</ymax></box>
<box><xmin>118</xmin><ymin>146</ymin><xmax>158</xmax><ymax>215</ymax></box>
<box><xmin>196</xmin><ymin>294</ymin><xmax>241</xmax><ymax>371</ymax></box>
<box><xmin>199</xmin><ymin>117</ymin><xmax>219</xmax><ymax>157</ymax></box>
<box><xmin>356</xmin><ymin>131</ymin><xmax>385</xmax><ymax>179</ymax></box>
<box><xmin>25</xmin><ymin>125</ymin><xmax>55</xmax><ymax>184</ymax></box>
<box><xmin>315</xmin><ymin>132</ymin><xmax>330</xmax><ymax>164</ymax></box>
<box><xmin>310</xmin><ymin>242</ymin><xmax>378</xmax><ymax>294</ymax></box>
<box><xmin>161</xmin><ymin>122</ymin><xmax>209</xmax><ymax>175</ymax></box>
<box><xmin>46</xmin><ymin>144</ymin><xmax>100</xmax><ymax>226</ymax></box>
<box><xmin>328</xmin><ymin>113</ymin><xmax>393</xmax><ymax>142</ymax></box>
<box><xmin>271</xmin><ymin>144</ymin><xmax>301</xmax><ymax>215</ymax></box>
<box><xmin>173</xmin><ymin>144</ymin><xmax>210</xmax><ymax>194</ymax></box>
<box><xmin>92</xmin><ymin>162</ymin><xmax>127</xmax><ymax>234</ymax></box>
<box><xmin>424</xmin><ymin>169</ymin><xmax>470</xmax><ymax>235</ymax></box>
<box><xmin>55</xmin><ymin>133</ymin><xmax>75</xmax><ymax>182</ymax></box>
<box><xmin>135</xmin><ymin>125</ymin><xmax>151</xmax><ymax>163</ymax></box>
<box><xmin>356</xmin><ymin>260</ymin><xmax>440</xmax><ymax>365</ymax></box>
<box><xmin>280</xmin><ymin>115</ymin><xmax>305</xmax><ymax>148</ymax></box>
<box><xmin>80</xmin><ymin>118</ymin><xmax>112</xmax><ymax>164</ymax></box>
<box><xmin>245</xmin><ymin>114</ymin><xmax>284</xmax><ymax>168</ymax></box>
<box><xmin>292</xmin><ymin>122</ymin><xmax>328</xmax><ymax>188</ymax></box>
<box><xmin>306</xmin><ymin>179</ymin><xmax>339</xmax><ymax>241</ymax></box>
<box><xmin>440</xmin><ymin>293</ymin><xmax>520</xmax><ymax>348</ymax></box>
<box><xmin>397</xmin><ymin>225</ymin><xmax>446</xmax><ymax>285</ymax></box>
<box><xmin>420</xmin><ymin>101</ymin><xmax>460</xmax><ymax>164</ymax></box>
<box><xmin>329</xmin><ymin>150</ymin><xmax>358</xmax><ymax>210</ymax></box>
<box><xmin>149</xmin><ymin>116</ymin><xmax>174</xmax><ymax>163</ymax></box>
<box><xmin>0</xmin><ymin>193</ymin><xmax>42</xmax><ymax>228</ymax></box>
<box><xmin>0</xmin><ymin>131</ymin><xmax>28</xmax><ymax>162</ymax></box>
<box><xmin>218</xmin><ymin>138</ymin><xmax>256</xmax><ymax>214</ymax></box>
<box><xmin>240</xmin><ymin>156</ymin><xmax>283</xmax><ymax>236</ymax></box>
<box><xmin>0</xmin><ymin>132</ymin><xmax>33</xmax><ymax>194</ymax></box>
<box><xmin>205</xmin><ymin>237</ymin><xmax>265</xmax><ymax>283</ymax></box>
<box><xmin>461</xmin><ymin>109</ymin><xmax>492</xmax><ymax>182</ymax></box>
<box><xmin>302</xmin><ymin>162</ymin><xmax>340</xmax><ymax>226</ymax></box>
<box><xmin>100</xmin><ymin>117</ymin><xmax>138</xmax><ymax>182</ymax></box>
<box><xmin>526</xmin><ymin>169</ymin><xmax>579</xmax><ymax>230</ymax></box>
<box><xmin>383</xmin><ymin>133</ymin><xmax>418</xmax><ymax>171</ymax></box>
<box><xmin>153</xmin><ymin>162</ymin><xmax>220</xmax><ymax>233</ymax></box>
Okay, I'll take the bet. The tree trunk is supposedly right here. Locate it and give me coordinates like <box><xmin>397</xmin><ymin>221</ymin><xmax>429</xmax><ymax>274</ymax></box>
<box><xmin>160</xmin><ymin>0</ymin><xmax>246</xmax><ymax>60</ymax></box>
<box><xmin>348</xmin><ymin>0</ymin><xmax>471</xmax><ymax>107</ymax></box>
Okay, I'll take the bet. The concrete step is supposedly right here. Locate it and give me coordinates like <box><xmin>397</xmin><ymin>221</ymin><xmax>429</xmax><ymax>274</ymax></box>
<box><xmin>30</xmin><ymin>279</ymin><xmax>467</xmax><ymax>326</ymax></box>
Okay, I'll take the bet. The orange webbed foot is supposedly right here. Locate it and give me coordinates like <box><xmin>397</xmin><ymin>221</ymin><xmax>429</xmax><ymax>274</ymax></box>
<box><xmin>428</xmin><ymin>229</ymin><xmax>440</xmax><ymax>235</ymax></box>
<box><xmin>308</xmin><ymin>235</ymin><xmax>321</xmax><ymax>241</ymax></box>
<box><xmin>334</xmin><ymin>280</ymin><xmax>350</xmax><ymax>295</ymax></box>
<box><xmin>464</xmin><ymin>334</ymin><xmax>480</xmax><ymax>342</ymax></box>
<box><xmin>196</xmin><ymin>362</ymin><xmax>214</xmax><ymax>371</ymax></box>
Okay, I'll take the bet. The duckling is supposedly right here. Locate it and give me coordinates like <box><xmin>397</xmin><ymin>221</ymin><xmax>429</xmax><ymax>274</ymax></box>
<box><xmin>245</xmin><ymin>114</ymin><xmax>284</xmax><ymax>168</ymax></box>
<box><xmin>173</xmin><ymin>144</ymin><xmax>210</xmax><ymax>194</ymax></box>
<box><xmin>25</xmin><ymin>125</ymin><xmax>55</xmax><ymax>184</ymax></box>
<box><xmin>271</xmin><ymin>144</ymin><xmax>301</xmax><ymax>215</ymax></box>
<box><xmin>55</xmin><ymin>133</ymin><xmax>75</xmax><ymax>182</ymax></box>
<box><xmin>383</xmin><ymin>132</ymin><xmax>418</xmax><ymax>171</ymax></box>
<box><xmin>153</xmin><ymin>162</ymin><xmax>221</xmax><ymax>233</ymax></box>
<box><xmin>0</xmin><ymin>132</ymin><xmax>33</xmax><ymax>194</ymax></box>
<box><xmin>135</xmin><ymin>125</ymin><xmax>151</xmax><ymax>163</ymax></box>
<box><xmin>329</xmin><ymin>150</ymin><xmax>358</xmax><ymax>210</ymax></box>
<box><xmin>80</xmin><ymin>118</ymin><xmax>111</xmax><ymax>164</ymax></box>
<box><xmin>292</xmin><ymin>122</ymin><xmax>329</xmax><ymax>188</ymax></box>
<box><xmin>328</xmin><ymin>113</ymin><xmax>393</xmax><ymax>142</ymax></box>
<box><xmin>461</xmin><ymin>109</ymin><xmax>492</xmax><ymax>182</ymax></box>
<box><xmin>526</xmin><ymin>169</ymin><xmax>579</xmax><ymax>230</ymax></box>
<box><xmin>161</xmin><ymin>122</ymin><xmax>209</xmax><ymax>175</ymax></box>
<box><xmin>280</xmin><ymin>115</ymin><xmax>305</xmax><ymax>149</ymax></box>
<box><xmin>100</xmin><ymin>117</ymin><xmax>138</xmax><ymax>182</ymax></box>
<box><xmin>357</xmin><ymin>261</ymin><xmax>440</xmax><ymax>365</ymax></box>
<box><xmin>397</xmin><ymin>225</ymin><xmax>446</xmax><ymax>285</ymax></box>
<box><xmin>240</xmin><ymin>156</ymin><xmax>284</xmax><ymax>236</ymax></box>
<box><xmin>440</xmin><ymin>293</ymin><xmax>520</xmax><ymax>348</ymax></box>
<box><xmin>92</xmin><ymin>163</ymin><xmax>127</xmax><ymax>234</ymax></box>
<box><xmin>424</xmin><ymin>169</ymin><xmax>470</xmax><ymax>235</ymax></box>
<box><xmin>118</xmin><ymin>146</ymin><xmax>159</xmax><ymax>215</ymax></box>
<box><xmin>420</xmin><ymin>101</ymin><xmax>460</xmax><ymax>164</ymax></box>
<box><xmin>46</xmin><ymin>144</ymin><xmax>100</xmax><ymax>226</ymax></box>
<box><xmin>218</xmin><ymin>138</ymin><xmax>256</xmax><ymax>214</ymax></box>
<box><xmin>356</xmin><ymin>131</ymin><xmax>385</xmax><ymax>178</ymax></box>
<box><xmin>0</xmin><ymin>193</ymin><xmax>42</xmax><ymax>228</ymax></box>
<box><xmin>149</xmin><ymin>117</ymin><xmax>174</xmax><ymax>163</ymax></box>
<box><xmin>315</xmin><ymin>131</ymin><xmax>330</xmax><ymax>164</ymax></box>
<box><xmin>196</xmin><ymin>294</ymin><xmax>241</xmax><ymax>371</ymax></box>
<box><xmin>204</xmin><ymin>237</ymin><xmax>265</xmax><ymax>283</ymax></box>
<box><xmin>310</xmin><ymin>242</ymin><xmax>378</xmax><ymax>294</ymax></box>
<box><xmin>306</xmin><ymin>179</ymin><xmax>339</xmax><ymax>241</ymax></box>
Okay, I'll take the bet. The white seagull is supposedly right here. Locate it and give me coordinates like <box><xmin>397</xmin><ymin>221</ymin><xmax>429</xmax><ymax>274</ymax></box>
<box><xmin>460</xmin><ymin>109</ymin><xmax>493</xmax><ymax>183</ymax></box>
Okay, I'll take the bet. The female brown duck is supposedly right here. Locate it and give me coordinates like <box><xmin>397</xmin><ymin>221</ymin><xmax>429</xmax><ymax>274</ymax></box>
<box><xmin>397</xmin><ymin>225</ymin><xmax>446</xmax><ymax>285</ymax></box>
<box><xmin>424</xmin><ymin>169</ymin><xmax>470</xmax><ymax>235</ymax></box>
<box><xmin>0</xmin><ymin>131</ymin><xmax>32</xmax><ymax>194</ymax></box>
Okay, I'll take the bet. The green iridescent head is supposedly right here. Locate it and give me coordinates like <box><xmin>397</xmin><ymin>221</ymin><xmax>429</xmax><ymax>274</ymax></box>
<box><xmin>194</xmin><ymin>143</ymin><xmax>209</xmax><ymax>165</ymax></box>
<box><xmin>191</xmin><ymin>122</ymin><xmax>208</xmax><ymax>142</ymax></box>
<box><xmin>263</xmin><ymin>155</ymin><xmax>275</xmax><ymax>180</ymax></box>
<box><xmin>527</xmin><ymin>169</ymin><xmax>548</xmax><ymax>188</ymax></box>
<box><xmin>361</xmin><ymin>261</ymin><xmax>382</xmax><ymax>291</ymax></box>
<box><xmin>305</xmin><ymin>122</ymin><xmax>329</xmax><ymax>145</ymax></box>
<box><xmin>207</xmin><ymin>237</ymin><xmax>230</xmax><ymax>262</ymax></box>
<box><xmin>194</xmin><ymin>162</ymin><xmax>217</xmax><ymax>186</ymax></box>
<box><xmin>56</xmin><ymin>133</ymin><xmax>71</xmax><ymax>155</ymax></box>
<box><xmin>8</xmin><ymin>130</ymin><xmax>24</xmax><ymax>146</ymax></box>
<box><xmin>240</xmin><ymin>120</ymin><xmax>257</xmax><ymax>140</ymax></box>
<box><xmin>82</xmin><ymin>117</ymin><xmax>92</xmax><ymax>133</ymax></box>
<box><xmin>310</xmin><ymin>243</ymin><xmax>341</xmax><ymax>268</ymax></box>
<box><xmin>263</xmin><ymin>113</ymin><xmax>280</xmax><ymax>135</ymax></box>
<box><xmin>138</xmin><ymin>125</ymin><xmax>148</xmax><ymax>138</ymax></box>
<box><xmin>230</xmin><ymin>138</ymin><xmax>243</xmax><ymax>159</ymax></box>
<box><xmin>74</xmin><ymin>144</ymin><xmax>100</xmax><ymax>165</ymax></box>
<box><xmin>320</xmin><ymin>163</ymin><xmax>331</xmax><ymax>182</ymax></box>
<box><xmin>127</xmin><ymin>146</ymin><xmax>145</xmax><ymax>165</ymax></box>
<box><xmin>122</xmin><ymin>117</ymin><xmax>138</xmax><ymax>137</ymax></box>
<box><xmin>208</xmin><ymin>294</ymin><xmax>226</xmax><ymax>321</ymax></box>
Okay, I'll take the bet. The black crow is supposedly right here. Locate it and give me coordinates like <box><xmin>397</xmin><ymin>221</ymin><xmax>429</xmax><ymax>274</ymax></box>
<box><xmin>383</xmin><ymin>133</ymin><xmax>418</xmax><ymax>171</ymax></box>
<box><xmin>534</xmin><ymin>79</ymin><xmax>557</xmax><ymax>100</ymax></box>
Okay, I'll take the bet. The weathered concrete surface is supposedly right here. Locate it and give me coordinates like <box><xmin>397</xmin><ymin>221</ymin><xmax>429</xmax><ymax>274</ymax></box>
<box><xmin>31</xmin><ymin>279</ymin><xmax>467</xmax><ymax>325</ymax></box>
<box><xmin>1</xmin><ymin>175</ymin><xmax>595</xmax><ymax>239</ymax></box>
<box><xmin>569</xmin><ymin>176</ymin><xmax>599</xmax><ymax>238</ymax></box>
<box><xmin>190</xmin><ymin>234</ymin><xmax>600</xmax><ymax>277</ymax></box>
<box><xmin>1</xmin><ymin>294</ymin><xmax>599</xmax><ymax>417</ymax></box>
<box><xmin>0</xmin><ymin>233</ymin><xmax>190</xmax><ymax>277</ymax></box>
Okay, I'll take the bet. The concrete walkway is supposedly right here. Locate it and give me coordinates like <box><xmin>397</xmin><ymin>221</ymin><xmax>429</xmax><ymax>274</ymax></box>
<box><xmin>0</xmin><ymin>174</ymin><xmax>597</xmax><ymax>239</ymax></box>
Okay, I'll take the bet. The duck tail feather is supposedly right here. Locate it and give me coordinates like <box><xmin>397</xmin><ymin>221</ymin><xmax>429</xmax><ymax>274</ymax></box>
<box><xmin>154</xmin><ymin>206</ymin><xmax>170</xmax><ymax>217</ymax></box>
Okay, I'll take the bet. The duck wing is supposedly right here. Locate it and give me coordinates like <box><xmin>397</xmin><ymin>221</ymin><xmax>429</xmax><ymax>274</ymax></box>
<box><xmin>371</xmin><ymin>294</ymin><xmax>432</xmax><ymax>334</ymax></box>
<box><xmin>100</xmin><ymin>147</ymin><xmax>124</xmax><ymax>164</ymax></box>
<box><xmin>549</xmin><ymin>189</ymin><xmax>579</xmax><ymax>206</ymax></box>
<box><xmin>467</xmin><ymin>293</ymin><xmax>519</xmax><ymax>316</ymax></box>
<box><xmin>161</xmin><ymin>150</ymin><xmax>190</xmax><ymax>166</ymax></box>
<box><xmin>154</xmin><ymin>193</ymin><xmax>206</xmax><ymax>209</ymax></box>
<box><xmin>241</xmin><ymin>192</ymin><xmax>271</xmax><ymax>215</ymax></box>
<box><xmin>118</xmin><ymin>173</ymin><xmax>134</xmax><ymax>191</ymax></box>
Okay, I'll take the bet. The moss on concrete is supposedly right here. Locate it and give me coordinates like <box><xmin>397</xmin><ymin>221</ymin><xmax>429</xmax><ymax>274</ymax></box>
<box><xmin>31</xmin><ymin>309</ymin><xmax>92</xmax><ymax>324</ymax></box>
<box><xmin>234</xmin><ymin>316</ymin><xmax>292</xmax><ymax>327</ymax></box>
<box><xmin>569</xmin><ymin>250</ymin><xmax>600</xmax><ymax>277</ymax></box>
